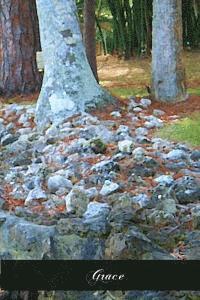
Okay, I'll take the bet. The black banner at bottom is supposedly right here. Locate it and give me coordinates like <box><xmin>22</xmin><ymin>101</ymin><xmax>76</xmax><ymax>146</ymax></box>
<box><xmin>0</xmin><ymin>260</ymin><xmax>200</xmax><ymax>290</ymax></box>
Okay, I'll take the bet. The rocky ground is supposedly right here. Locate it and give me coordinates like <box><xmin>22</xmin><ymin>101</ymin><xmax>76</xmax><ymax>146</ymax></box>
<box><xmin>0</xmin><ymin>97</ymin><xmax>200</xmax><ymax>299</ymax></box>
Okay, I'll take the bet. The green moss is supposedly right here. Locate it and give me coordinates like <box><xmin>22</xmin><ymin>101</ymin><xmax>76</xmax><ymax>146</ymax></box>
<box><xmin>109</xmin><ymin>86</ymin><xmax>147</xmax><ymax>98</ymax></box>
<box><xmin>156</xmin><ymin>113</ymin><xmax>200</xmax><ymax>146</ymax></box>
<box><xmin>90</xmin><ymin>138</ymin><xmax>107</xmax><ymax>154</ymax></box>
<box><xmin>188</xmin><ymin>87</ymin><xmax>200</xmax><ymax>96</ymax></box>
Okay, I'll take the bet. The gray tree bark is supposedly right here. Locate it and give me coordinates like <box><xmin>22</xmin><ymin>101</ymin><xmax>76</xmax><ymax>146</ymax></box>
<box><xmin>35</xmin><ymin>0</ymin><xmax>113</xmax><ymax>129</ymax></box>
<box><xmin>151</xmin><ymin>0</ymin><xmax>188</xmax><ymax>103</ymax></box>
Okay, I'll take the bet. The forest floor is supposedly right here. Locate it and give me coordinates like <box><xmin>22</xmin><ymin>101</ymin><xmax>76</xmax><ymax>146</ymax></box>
<box><xmin>98</xmin><ymin>50</ymin><xmax>200</xmax><ymax>99</ymax></box>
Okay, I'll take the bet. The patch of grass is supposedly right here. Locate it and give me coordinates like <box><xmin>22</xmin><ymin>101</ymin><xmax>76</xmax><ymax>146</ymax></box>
<box><xmin>156</xmin><ymin>113</ymin><xmax>200</xmax><ymax>146</ymax></box>
<box><xmin>109</xmin><ymin>86</ymin><xmax>147</xmax><ymax>98</ymax></box>
<box><xmin>188</xmin><ymin>88</ymin><xmax>200</xmax><ymax>96</ymax></box>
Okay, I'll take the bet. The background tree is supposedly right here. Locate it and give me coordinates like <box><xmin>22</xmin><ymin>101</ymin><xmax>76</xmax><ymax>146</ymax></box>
<box><xmin>0</xmin><ymin>0</ymin><xmax>41</xmax><ymax>97</ymax></box>
<box><xmin>83</xmin><ymin>0</ymin><xmax>99</xmax><ymax>82</ymax></box>
<box><xmin>35</xmin><ymin>0</ymin><xmax>113</xmax><ymax>129</ymax></box>
<box><xmin>151</xmin><ymin>0</ymin><xmax>188</xmax><ymax>103</ymax></box>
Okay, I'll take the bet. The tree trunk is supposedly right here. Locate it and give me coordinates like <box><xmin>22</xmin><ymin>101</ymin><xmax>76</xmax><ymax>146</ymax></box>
<box><xmin>35</xmin><ymin>0</ymin><xmax>113</xmax><ymax>129</ymax></box>
<box><xmin>151</xmin><ymin>0</ymin><xmax>188</xmax><ymax>103</ymax></box>
<box><xmin>83</xmin><ymin>0</ymin><xmax>99</xmax><ymax>82</ymax></box>
<box><xmin>0</xmin><ymin>0</ymin><xmax>41</xmax><ymax>97</ymax></box>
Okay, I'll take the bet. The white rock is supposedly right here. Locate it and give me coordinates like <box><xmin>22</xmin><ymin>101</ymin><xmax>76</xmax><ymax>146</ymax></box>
<box><xmin>132</xmin><ymin>194</ymin><xmax>150</xmax><ymax>207</ymax></box>
<box><xmin>144</xmin><ymin>117</ymin><xmax>163</xmax><ymax>129</ymax></box>
<box><xmin>133</xmin><ymin>107</ymin><xmax>143</xmax><ymax>113</ymax></box>
<box><xmin>18</xmin><ymin>128</ymin><xmax>32</xmax><ymax>135</ymax></box>
<box><xmin>116</xmin><ymin>125</ymin><xmax>130</xmax><ymax>135</ymax></box>
<box><xmin>118</xmin><ymin>140</ymin><xmax>134</xmax><ymax>153</ymax></box>
<box><xmin>140</xmin><ymin>98</ymin><xmax>151</xmax><ymax>108</ymax></box>
<box><xmin>18</xmin><ymin>113</ymin><xmax>29</xmax><ymax>124</ymax></box>
<box><xmin>25</xmin><ymin>188</ymin><xmax>47</xmax><ymax>205</ymax></box>
<box><xmin>83</xmin><ymin>202</ymin><xmax>110</xmax><ymax>219</ymax></box>
<box><xmin>132</xmin><ymin>147</ymin><xmax>146</xmax><ymax>161</ymax></box>
<box><xmin>135</xmin><ymin>127</ymin><xmax>148</xmax><ymax>136</ymax></box>
<box><xmin>154</xmin><ymin>175</ymin><xmax>174</xmax><ymax>186</ymax></box>
<box><xmin>110</xmin><ymin>111</ymin><xmax>121</xmax><ymax>118</ymax></box>
<box><xmin>85</xmin><ymin>187</ymin><xmax>99</xmax><ymax>200</ymax></box>
<box><xmin>100</xmin><ymin>180</ymin><xmax>119</xmax><ymax>196</ymax></box>
<box><xmin>165</xmin><ymin>149</ymin><xmax>187</xmax><ymax>160</ymax></box>
<box><xmin>65</xmin><ymin>188</ymin><xmax>89</xmax><ymax>215</ymax></box>
<box><xmin>47</xmin><ymin>175</ymin><xmax>73</xmax><ymax>193</ymax></box>
<box><xmin>131</xmin><ymin>116</ymin><xmax>139</xmax><ymax>123</ymax></box>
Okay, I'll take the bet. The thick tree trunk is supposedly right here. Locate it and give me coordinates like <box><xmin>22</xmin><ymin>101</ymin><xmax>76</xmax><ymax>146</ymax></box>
<box><xmin>35</xmin><ymin>0</ymin><xmax>113</xmax><ymax>129</ymax></box>
<box><xmin>151</xmin><ymin>0</ymin><xmax>188</xmax><ymax>103</ymax></box>
<box><xmin>0</xmin><ymin>0</ymin><xmax>41</xmax><ymax>97</ymax></box>
<box><xmin>83</xmin><ymin>0</ymin><xmax>99</xmax><ymax>82</ymax></box>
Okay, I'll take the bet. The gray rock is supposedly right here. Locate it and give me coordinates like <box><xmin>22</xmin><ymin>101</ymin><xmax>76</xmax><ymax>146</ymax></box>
<box><xmin>182</xmin><ymin>231</ymin><xmax>200</xmax><ymax>260</ymax></box>
<box><xmin>135</xmin><ymin>127</ymin><xmax>148</xmax><ymax>136</ymax></box>
<box><xmin>1</xmin><ymin>133</ymin><xmax>19</xmax><ymax>146</ymax></box>
<box><xmin>132</xmin><ymin>193</ymin><xmax>150</xmax><ymax>207</ymax></box>
<box><xmin>54</xmin><ymin>233</ymin><xmax>105</xmax><ymax>260</ymax></box>
<box><xmin>133</xmin><ymin>157</ymin><xmax>159</xmax><ymax>177</ymax></box>
<box><xmin>190</xmin><ymin>150</ymin><xmax>200</xmax><ymax>161</ymax></box>
<box><xmin>84</xmin><ymin>187</ymin><xmax>98</xmax><ymax>200</ymax></box>
<box><xmin>25</xmin><ymin>187</ymin><xmax>47</xmax><ymax>205</ymax></box>
<box><xmin>147</xmin><ymin>209</ymin><xmax>176</xmax><ymax>226</ymax></box>
<box><xmin>65</xmin><ymin>188</ymin><xmax>89</xmax><ymax>216</ymax></box>
<box><xmin>80</xmin><ymin>125</ymin><xmax>114</xmax><ymax>143</ymax></box>
<box><xmin>128</xmin><ymin>99</ymin><xmax>139</xmax><ymax>111</ymax></box>
<box><xmin>131</xmin><ymin>115</ymin><xmax>139</xmax><ymax>123</ymax></box>
<box><xmin>83</xmin><ymin>202</ymin><xmax>110</xmax><ymax>220</ymax></box>
<box><xmin>0</xmin><ymin>198</ymin><xmax>5</xmax><ymax>209</ymax></box>
<box><xmin>105</xmin><ymin>226</ymin><xmax>173</xmax><ymax>260</ymax></box>
<box><xmin>154</xmin><ymin>175</ymin><xmax>174</xmax><ymax>186</ymax></box>
<box><xmin>152</xmin><ymin>138</ymin><xmax>172</xmax><ymax>150</ymax></box>
<box><xmin>18</xmin><ymin>128</ymin><xmax>32</xmax><ymax>135</ymax></box>
<box><xmin>116</xmin><ymin>125</ymin><xmax>130</xmax><ymax>135</ymax></box>
<box><xmin>100</xmin><ymin>180</ymin><xmax>120</xmax><ymax>196</ymax></box>
<box><xmin>157</xmin><ymin>198</ymin><xmax>177</xmax><ymax>215</ymax></box>
<box><xmin>47</xmin><ymin>175</ymin><xmax>73</xmax><ymax>193</ymax></box>
<box><xmin>18</xmin><ymin>113</ymin><xmax>29</xmax><ymax>124</ymax></box>
<box><xmin>144</xmin><ymin>118</ymin><xmax>163</xmax><ymax>129</ymax></box>
<box><xmin>135</xmin><ymin>135</ymin><xmax>151</xmax><ymax>144</ymax></box>
<box><xmin>153</xmin><ymin>109</ymin><xmax>165</xmax><ymax>116</ymax></box>
<box><xmin>0</xmin><ymin>211</ymin><xmax>55</xmax><ymax>259</ymax></box>
<box><xmin>91</xmin><ymin>159</ymin><xmax>119</xmax><ymax>174</ymax></box>
<box><xmin>13</xmin><ymin>152</ymin><xmax>32</xmax><ymax>167</ymax></box>
<box><xmin>165</xmin><ymin>161</ymin><xmax>188</xmax><ymax>171</ymax></box>
<box><xmin>132</xmin><ymin>147</ymin><xmax>146</xmax><ymax>161</ymax></box>
<box><xmin>0</xmin><ymin>121</ymin><xmax>5</xmax><ymax>138</ymax></box>
<box><xmin>172</xmin><ymin>176</ymin><xmax>200</xmax><ymax>204</ymax></box>
<box><xmin>140</xmin><ymin>98</ymin><xmax>152</xmax><ymax>108</ymax></box>
<box><xmin>118</xmin><ymin>140</ymin><xmax>134</xmax><ymax>153</ymax></box>
<box><xmin>165</xmin><ymin>149</ymin><xmax>187</xmax><ymax>160</ymax></box>
<box><xmin>191</xmin><ymin>205</ymin><xmax>200</xmax><ymax>229</ymax></box>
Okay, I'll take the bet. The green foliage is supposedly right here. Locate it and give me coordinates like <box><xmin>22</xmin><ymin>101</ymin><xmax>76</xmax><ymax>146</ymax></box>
<box><xmin>76</xmin><ymin>0</ymin><xmax>200</xmax><ymax>58</ymax></box>
<box><xmin>156</xmin><ymin>114</ymin><xmax>200</xmax><ymax>146</ymax></box>
<box><xmin>90</xmin><ymin>138</ymin><xmax>107</xmax><ymax>154</ymax></box>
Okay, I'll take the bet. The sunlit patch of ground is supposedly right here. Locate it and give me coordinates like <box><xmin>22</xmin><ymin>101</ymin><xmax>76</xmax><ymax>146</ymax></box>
<box><xmin>155</xmin><ymin>113</ymin><xmax>200</xmax><ymax>147</ymax></box>
<box><xmin>98</xmin><ymin>50</ymin><xmax>200</xmax><ymax>98</ymax></box>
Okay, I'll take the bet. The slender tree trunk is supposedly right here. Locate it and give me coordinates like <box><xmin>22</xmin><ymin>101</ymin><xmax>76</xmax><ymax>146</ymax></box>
<box><xmin>0</xmin><ymin>0</ymin><xmax>41</xmax><ymax>97</ymax></box>
<box><xmin>151</xmin><ymin>0</ymin><xmax>188</xmax><ymax>103</ymax></box>
<box><xmin>83</xmin><ymin>0</ymin><xmax>99</xmax><ymax>82</ymax></box>
<box><xmin>35</xmin><ymin>0</ymin><xmax>113</xmax><ymax>129</ymax></box>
